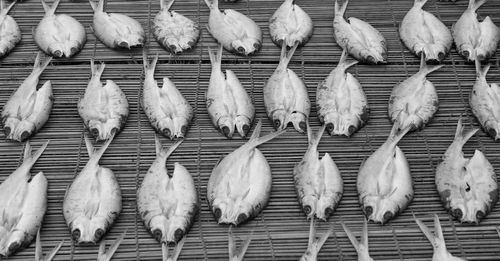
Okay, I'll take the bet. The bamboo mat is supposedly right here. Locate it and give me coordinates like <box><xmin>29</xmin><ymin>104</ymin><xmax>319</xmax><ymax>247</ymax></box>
<box><xmin>1</xmin><ymin>0</ymin><xmax>500</xmax><ymax>260</ymax></box>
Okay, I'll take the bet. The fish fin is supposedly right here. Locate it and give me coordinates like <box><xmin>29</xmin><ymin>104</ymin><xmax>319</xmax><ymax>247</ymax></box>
<box><xmin>413</xmin><ymin>0</ymin><xmax>429</xmax><ymax>9</ymax></box>
<box><xmin>41</xmin><ymin>0</ymin><xmax>60</xmax><ymax>15</ymax></box>
<box><xmin>228</xmin><ymin>226</ymin><xmax>236</xmax><ymax>259</ymax></box>
<box><xmin>387</xmin><ymin>124</ymin><xmax>410</xmax><ymax>145</ymax></box>
<box><xmin>86</xmin><ymin>132</ymin><xmax>115</xmax><ymax>165</ymax></box>
<box><xmin>1</xmin><ymin>0</ymin><xmax>16</xmax><ymax>14</ymax></box>
<box><xmin>84</xmin><ymin>133</ymin><xmax>95</xmax><ymax>156</ymax></box>
<box><xmin>154</xmin><ymin>134</ymin><xmax>163</xmax><ymax>157</ymax></box>
<box><xmin>161</xmin><ymin>243</ymin><xmax>169</xmax><ymax>261</ymax></box>
<box><xmin>35</xmin><ymin>229</ymin><xmax>43</xmax><ymax>261</ymax></box>
<box><xmin>334</xmin><ymin>0</ymin><xmax>348</xmax><ymax>16</ymax></box>
<box><xmin>24</xmin><ymin>140</ymin><xmax>49</xmax><ymax>167</ymax></box>
<box><xmin>90</xmin><ymin>59</ymin><xmax>106</xmax><ymax>80</ymax></box>
<box><xmin>160</xmin><ymin>138</ymin><xmax>183</xmax><ymax>159</ymax></box>
<box><xmin>23</xmin><ymin>140</ymin><xmax>32</xmax><ymax>161</ymax></box>
<box><xmin>308</xmin><ymin>123</ymin><xmax>325</xmax><ymax>149</ymax></box>
<box><xmin>229</xmin><ymin>227</ymin><xmax>253</xmax><ymax>261</ymax></box>
<box><xmin>279</xmin><ymin>42</ymin><xmax>299</xmax><ymax>68</ymax></box>
<box><xmin>341</xmin><ymin>222</ymin><xmax>360</xmax><ymax>252</ymax></box>
<box><xmin>496</xmin><ymin>226</ymin><xmax>500</xmax><ymax>239</ymax></box>
<box><xmin>143</xmin><ymin>51</ymin><xmax>159</xmax><ymax>76</ymax></box>
<box><xmin>161</xmin><ymin>0</ymin><xmax>175</xmax><ymax>10</ymax></box>
<box><xmin>248</xmin><ymin>119</ymin><xmax>263</xmax><ymax>141</ymax></box>
<box><xmin>203</xmin><ymin>0</ymin><xmax>216</xmax><ymax>9</ymax></box>
<box><xmin>307</xmin><ymin>218</ymin><xmax>316</xmax><ymax>248</ymax></box>
<box><xmin>475</xmin><ymin>59</ymin><xmax>490</xmax><ymax>78</ymax></box>
<box><xmin>32</xmin><ymin>52</ymin><xmax>53</xmax><ymax>79</ymax></box>
<box><xmin>208</xmin><ymin>45</ymin><xmax>223</xmax><ymax>67</ymax></box>
<box><xmin>89</xmin><ymin>0</ymin><xmax>103</xmax><ymax>12</ymax></box>
<box><xmin>361</xmin><ymin>218</ymin><xmax>369</xmax><ymax>250</ymax></box>
<box><xmin>453</xmin><ymin>118</ymin><xmax>478</xmax><ymax>147</ymax></box>
<box><xmin>469</xmin><ymin>0</ymin><xmax>487</xmax><ymax>11</ymax></box>
<box><xmin>44</xmin><ymin>240</ymin><xmax>64</xmax><ymax>261</ymax></box>
<box><xmin>339</xmin><ymin>49</ymin><xmax>357</xmax><ymax>69</ymax></box>
<box><xmin>247</xmin><ymin>119</ymin><xmax>285</xmax><ymax>148</ymax></box>
<box><xmin>432</xmin><ymin>214</ymin><xmax>445</xmax><ymax>243</ymax></box>
<box><xmin>170</xmin><ymin>236</ymin><xmax>186</xmax><ymax>261</ymax></box>
<box><xmin>419</xmin><ymin>55</ymin><xmax>444</xmax><ymax>75</ymax></box>
<box><xmin>315</xmin><ymin>223</ymin><xmax>333</xmax><ymax>251</ymax></box>
<box><xmin>99</xmin><ymin>230</ymin><xmax>127</xmax><ymax>261</ymax></box>
<box><xmin>414</xmin><ymin>214</ymin><xmax>438</xmax><ymax>248</ymax></box>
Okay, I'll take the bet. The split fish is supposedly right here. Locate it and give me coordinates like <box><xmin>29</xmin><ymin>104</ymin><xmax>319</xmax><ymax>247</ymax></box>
<box><xmin>78</xmin><ymin>59</ymin><xmax>129</xmax><ymax>141</ymax></box>
<box><xmin>1</xmin><ymin>52</ymin><xmax>53</xmax><ymax>142</ymax></box>
<box><xmin>341</xmin><ymin>219</ymin><xmax>374</xmax><ymax>261</ymax></box>
<box><xmin>316</xmin><ymin>49</ymin><xmax>368</xmax><ymax>136</ymax></box>
<box><xmin>204</xmin><ymin>0</ymin><xmax>262</xmax><ymax>56</ymax></box>
<box><xmin>294</xmin><ymin>124</ymin><xmax>343</xmax><ymax>221</ymax></box>
<box><xmin>333</xmin><ymin>0</ymin><xmax>387</xmax><ymax>64</ymax></box>
<box><xmin>33</xmin><ymin>0</ymin><xmax>86</xmax><ymax>58</ymax></box>
<box><xmin>399</xmin><ymin>0</ymin><xmax>453</xmax><ymax>62</ymax></box>
<box><xmin>299</xmin><ymin>219</ymin><xmax>333</xmax><ymax>261</ymax></box>
<box><xmin>269</xmin><ymin>0</ymin><xmax>313</xmax><ymax>48</ymax></box>
<box><xmin>357</xmin><ymin>125</ymin><xmax>413</xmax><ymax>224</ymax></box>
<box><xmin>153</xmin><ymin>0</ymin><xmax>200</xmax><ymax>54</ymax></box>
<box><xmin>207</xmin><ymin>45</ymin><xmax>255</xmax><ymax>139</ymax></box>
<box><xmin>0</xmin><ymin>0</ymin><xmax>21</xmax><ymax>58</ymax></box>
<box><xmin>63</xmin><ymin>134</ymin><xmax>122</xmax><ymax>244</ymax></box>
<box><xmin>207</xmin><ymin>120</ymin><xmax>284</xmax><ymax>225</ymax></box>
<box><xmin>0</xmin><ymin>141</ymin><xmax>49</xmax><ymax>257</ymax></box>
<box><xmin>436</xmin><ymin>119</ymin><xmax>497</xmax><ymax>223</ymax></box>
<box><xmin>142</xmin><ymin>53</ymin><xmax>193</xmax><ymax>140</ymax></box>
<box><xmin>264</xmin><ymin>43</ymin><xmax>310</xmax><ymax>133</ymax></box>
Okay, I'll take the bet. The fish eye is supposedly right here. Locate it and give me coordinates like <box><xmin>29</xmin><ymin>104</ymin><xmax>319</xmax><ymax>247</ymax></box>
<box><xmin>72</xmin><ymin>229</ymin><xmax>81</xmax><ymax>241</ymax></box>
<box><xmin>174</xmin><ymin>228</ymin><xmax>184</xmax><ymax>242</ymax></box>
<box><xmin>236</xmin><ymin>213</ymin><xmax>247</xmax><ymax>225</ymax></box>
<box><xmin>153</xmin><ymin>229</ymin><xmax>163</xmax><ymax>242</ymax></box>
<box><xmin>94</xmin><ymin>228</ymin><xmax>105</xmax><ymax>240</ymax></box>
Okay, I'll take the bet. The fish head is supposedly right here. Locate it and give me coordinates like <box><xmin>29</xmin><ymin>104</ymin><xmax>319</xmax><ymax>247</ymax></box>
<box><xmin>87</xmin><ymin>120</ymin><xmax>119</xmax><ymax>141</ymax></box>
<box><xmin>290</xmin><ymin>112</ymin><xmax>308</xmax><ymax>133</ymax></box>
<box><xmin>299</xmin><ymin>195</ymin><xmax>317</xmax><ymax>220</ymax></box>
<box><xmin>270</xmin><ymin>110</ymin><xmax>287</xmax><ymax>131</ymax></box>
<box><xmin>63</xmin><ymin>41</ymin><xmax>84</xmax><ymax>58</ymax></box>
<box><xmin>230</xmin><ymin>39</ymin><xmax>261</xmax><ymax>56</ymax></box>
<box><xmin>172</xmin><ymin>117</ymin><xmax>191</xmax><ymax>139</ymax></box>
<box><xmin>211</xmin><ymin>199</ymin><xmax>252</xmax><ymax>226</ymax></box>
<box><xmin>70</xmin><ymin>216</ymin><xmax>107</xmax><ymax>244</ymax></box>
<box><xmin>151</xmin><ymin>215</ymin><xmax>189</xmax><ymax>247</ymax></box>
<box><xmin>361</xmin><ymin>195</ymin><xmax>399</xmax><ymax>225</ymax></box>
<box><xmin>217</xmin><ymin>117</ymin><xmax>236</xmax><ymax>138</ymax></box>
<box><xmin>323</xmin><ymin>115</ymin><xmax>361</xmax><ymax>137</ymax></box>
<box><xmin>7</xmin><ymin>120</ymin><xmax>35</xmax><ymax>142</ymax></box>
<box><xmin>1</xmin><ymin>229</ymin><xmax>29</xmax><ymax>257</ymax></box>
<box><xmin>483</xmin><ymin>120</ymin><xmax>500</xmax><ymax>141</ymax></box>
<box><xmin>157</xmin><ymin>118</ymin><xmax>175</xmax><ymax>139</ymax></box>
<box><xmin>47</xmin><ymin>43</ymin><xmax>67</xmax><ymax>58</ymax></box>
<box><xmin>235</xmin><ymin>117</ymin><xmax>252</xmax><ymax>138</ymax></box>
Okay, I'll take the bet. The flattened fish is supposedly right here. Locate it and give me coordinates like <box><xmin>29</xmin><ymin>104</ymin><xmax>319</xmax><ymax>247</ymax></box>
<box><xmin>204</xmin><ymin>0</ymin><xmax>262</xmax><ymax>56</ymax></box>
<box><xmin>414</xmin><ymin>214</ymin><xmax>468</xmax><ymax>261</ymax></box>
<box><xmin>228</xmin><ymin>227</ymin><xmax>252</xmax><ymax>261</ymax></box>
<box><xmin>316</xmin><ymin>50</ymin><xmax>368</xmax><ymax>136</ymax></box>
<box><xmin>90</xmin><ymin>0</ymin><xmax>145</xmax><ymax>49</ymax></box>
<box><xmin>341</xmin><ymin>219</ymin><xmax>374</xmax><ymax>261</ymax></box>
<box><xmin>264</xmin><ymin>43</ymin><xmax>310</xmax><ymax>133</ymax></box>
<box><xmin>333</xmin><ymin>0</ymin><xmax>387</xmax><ymax>64</ymax></box>
<box><xmin>294</xmin><ymin>124</ymin><xmax>343</xmax><ymax>221</ymax></box>
<box><xmin>63</xmin><ymin>135</ymin><xmax>121</xmax><ymax>244</ymax></box>
<box><xmin>1</xmin><ymin>52</ymin><xmax>53</xmax><ymax>142</ymax></box>
<box><xmin>78</xmin><ymin>59</ymin><xmax>129</xmax><ymax>141</ymax></box>
<box><xmin>357</xmin><ymin>125</ymin><xmax>413</xmax><ymax>224</ymax></box>
<box><xmin>153</xmin><ymin>0</ymin><xmax>200</xmax><ymax>54</ymax></box>
<box><xmin>142</xmin><ymin>53</ymin><xmax>193</xmax><ymax>140</ymax></box>
<box><xmin>470</xmin><ymin>61</ymin><xmax>500</xmax><ymax>140</ymax></box>
<box><xmin>0</xmin><ymin>0</ymin><xmax>20</xmax><ymax>58</ymax></box>
<box><xmin>400</xmin><ymin>0</ymin><xmax>453</xmax><ymax>62</ymax></box>
<box><xmin>388</xmin><ymin>55</ymin><xmax>441</xmax><ymax>131</ymax></box>
<box><xmin>452</xmin><ymin>0</ymin><xmax>500</xmax><ymax>62</ymax></box>
<box><xmin>299</xmin><ymin>219</ymin><xmax>332</xmax><ymax>261</ymax></box>
<box><xmin>207</xmin><ymin>45</ymin><xmax>254</xmax><ymax>139</ymax></box>
<box><xmin>207</xmin><ymin>120</ymin><xmax>284</xmax><ymax>225</ymax></box>
<box><xmin>0</xmin><ymin>141</ymin><xmax>49</xmax><ymax>257</ymax></box>
<box><xmin>269</xmin><ymin>0</ymin><xmax>313</xmax><ymax>48</ymax></box>
<box><xmin>137</xmin><ymin>137</ymin><xmax>198</xmax><ymax>247</ymax></box>
<box><xmin>33</xmin><ymin>0</ymin><xmax>86</xmax><ymax>58</ymax></box>
<box><xmin>436</xmin><ymin>119</ymin><xmax>497</xmax><ymax>223</ymax></box>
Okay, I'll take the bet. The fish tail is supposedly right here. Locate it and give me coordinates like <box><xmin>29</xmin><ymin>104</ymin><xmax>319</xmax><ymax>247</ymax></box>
<box><xmin>453</xmin><ymin>117</ymin><xmax>478</xmax><ymax>147</ymax></box>
<box><xmin>23</xmin><ymin>140</ymin><xmax>49</xmax><ymax>167</ymax></box>
<box><xmin>279</xmin><ymin>41</ymin><xmax>299</xmax><ymax>68</ymax></box>
<box><xmin>413</xmin><ymin>0</ymin><xmax>428</xmax><ymax>8</ymax></box>
<box><xmin>203</xmin><ymin>0</ymin><xmax>217</xmax><ymax>9</ymax></box>
<box><xmin>90</xmin><ymin>59</ymin><xmax>105</xmax><ymax>80</ymax></box>
<box><xmin>469</xmin><ymin>0</ymin><xmax>487</xmax><ymax>11</ymax></box>
<box><xmin>414</xmin><ymin>214</ymin><xmax>439</xmax><ymax>247</ymax></box>
<box><xmin>85</xmin><ymin>132</ymin><xmax>115</xmax><ymax>165</ymax></box>
<box><xmin>89</xmin><ymin>0</ymin><xmax>104</xmax><ymax>12</ymax></box>
<box><xmin>341</xmin><ymin>222</ymin><xmax>361</xmax><ymax>252</ymax></box>
<box><xmin>1</xmin><ymin>0</ymin><xmax>16</xmax><ymax>14</ymax></box>
<box><xmin>419</xmin><ymin>55</ymin><xmax>444</xmax><ymax>76</ymax></box>
<box><xmin>308</xmin><ymin>123</ymin><xmax>325</xmax><ymax>149</ymax></box>
<box><xmin>98</xmin><ymin>230</ymin><xmax>127</xmax><ymax>261</ymax></box>
<box><xmin>32</xmin><ymin>52</ymin><xmax>53</xmax><ymax>79</ymax></box>
<box><xmin>170</xmin><ymin>236</ymin><xmax>186</xmax><ymax>261</ymax></box>
<box><xmin>228</xmin><ymin>226</ymin><xmax>253</xmax><ymax>261</ymax></box>
<box><xmin>247</xmin><ymin>119</ymin><xmax>285</xmax><ymax>148</ymax></box>
<box><xmin>41</xmin><ymin>0</ymin><xmax>60</xmax><ymax>15</ymax></box>
<box><xmin>334</xmin><ymin>0</ymin><xmax>348</xmax><ymax>16</ymax></box>
<box><xmin>161</xmin><ymin>0</ymin><xmax>175</xmax><ymax>10</ymax></box>
<box><xmin>387</xmin><ymin>124</ymin><xmax>410</xmax><ymax>145</ymax></box>
<box><xmin>143</xmin><ymin>51</ymin><xmax>158</xmax><ymax>77</ymax></box>
<box><xmin>41</xmin><ymin>232</ymin><xmax>63</xmax><ymax>261</ymax></box>
<box><xmin>208</xmin><ymin>45</ymin><xmax>223</xmax><ymax>70</ymax></box>
<box><xmin>155</xmin><ymin>134</ymin><xmax>183</xmax><ymax>158</ymax></box>
<box><xmin>338</xmin><ymin>49</ymin><xmax>358</xmax><ymax>69</ymax></box>
<box><xmin>475</xmin><ymin>59</ymin><xmax>490</xmax><ymax>79</ymax></box>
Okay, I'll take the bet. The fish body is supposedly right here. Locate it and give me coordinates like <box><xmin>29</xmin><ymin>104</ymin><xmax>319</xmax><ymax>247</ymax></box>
<box><xmin>78</xmin><ymin>60</ymin><xmax>129</xmax><ymax>141</ymax></box>
<box><xmin>33</xmin><ymin>0</ymin><xmax>86</xmax><ymax>58</ymax></box>
<box><xmin>399</xmin><ymin>0</ymin><xmax>453</xmax><ymax>62</ymax></box>
<box><xmin>333</xmin><ymin>0</ymin><xmax>387</xmax><ymax>64</ymax></box>
<box><xmin>62</xmin><ymin>135</ymin><xmax>121</xmax><ymax>244</ymax></box>
<box><xmin>341</xmin><ymin>219</ymin><xmax>374</xmax><ymax>261</ymax></box>
<box><xmin>207</xmin><ymin>121</ymin><xmax>284</xmax><ymax>225</ymax></box>
<box><xmin>293</xmin><ymin>124</ymin><xmax>343</xmax><ymax>221</ymax></box>
<box><xmin>142</xmin><ymin>53</ymin><xmax>193</xmax><ymax>140</ymax></box>
<box><xmin>90</xmin><ymin>0</ymin><xmax>145</xmax><ymax>49</ymax></box>
<box><xmin>269</xmin><ymin>0</ymin><xmax>313</xmax><ymax>48</ymax></box>
<box><xmin>137</xmin><ymin>137</ymin><xmax>198</xmax><ymax>247</ymax></box>
<box><xmin>436</xmin><ymin>119</ymin><xmax>497</xmax><ymax>223</ymax></box>
<box><xmin>316</xmin><ymin>50</ymin><xmax>368</xmax><ymax>136</ymax></box>
<box><xmin>299</xmin><ymin>219</ymin><xmax>332</xmax><ymax>261</ymax></box>
<box><xmin>204</xmin><ymin>0</ymin><xmax>262</xmax><ymax>56</ymax></box>
<box><xmin>452</xmin><ymin>0</ymin><xmax>500</xmax><ymax>62</ymax></box>
<box><xmin>207</xmin><ymin>45</ymin><xmax>254</xmax><ymax>139</ymax></box>
<box><xmin>0</xmin><ymin>141</ymin><xmax>49</xmax><ymax>257</ymax></box>
<box><xmin>470</xmin><ymin>62</ymin><xmax>500</xmax><ymax>140</ymax></box>
<box><xmin>153</xmin><ymin>0</ymin><xmax>200</xmax><ymax>54</ymax></box>
<box><xmin>0</xmin><ymin>0</ymin><xmax>21</xmax><ymax>58</ymax></box>
<box><xmin>357</xmin><ymin>125</ymin><xmax>413</xmax><ymax>224</ymax></box>
<box><xmin>415</xmin><ymin>214</ymin><xmax>468</xmax><ymax>261</ymax></box>
<box><xmin>388</xmin><ymin>56</ymin><xmax>441</xmax><ymax>131</ymax></box>
<box><xmin>264</xmin><ymin>43</ymin><xmax>310</xmax><ymax>133</ymax></box>
<box><xmin>1</xmin><ymin>52</ymin><xmax>53</xmax><ymax>142</ymax></box>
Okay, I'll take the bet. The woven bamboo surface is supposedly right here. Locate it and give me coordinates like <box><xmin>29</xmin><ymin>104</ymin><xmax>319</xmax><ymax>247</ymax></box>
<box><xmin>1</xmin><ymin>0</ymin><xmax>500</xmax><ymax>260</ymax></box>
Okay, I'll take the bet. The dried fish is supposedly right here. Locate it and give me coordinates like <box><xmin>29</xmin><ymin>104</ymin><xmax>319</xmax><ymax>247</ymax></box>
<box><xmin>388</xmin><ymin>55</ymin><xmax>441</xmax><ymax>131</ymax></box>
<box><xmin>400</xmin><ymin>0</ymin><xmax>453</xmax><ymax>62</ymax></box>
<box><xmin>299</xmin><ymin>219</ymin><xmax>332</xmax><ymax>261</ymax></box>
<box><xmin>0</xmin><ymin>141</ymin><xmax>49</xmax><ymax>257</ymax></box>
<box><xmin>142</xmin><ymin>53</ymin><xmax>193</xmax><ymax>140</ymax></box>
<box><xmin>207</xmin><ymin>45</ymin><xmax>255</xmax><ymax>138</ymax></box>
<box><xmin>294</xmin><ymin>124</ymin><xmax>343</xmax><ymax>221</ymax></box>
<box><xmin>316</xmin><ymin>50</ymin><xmax>368</xmax><ymax>136</ymax></box>
<box><xmin>137</xmin><ymin>137</ymin><xmax>198</xmax><ymax>246</ymax></box>
<box><xmin>207</xmin><ymin>120</ymin><xmax>284</xmax><ymax>225</ymax></box>
<box><xmin>269</xmin><ymin>0</ymin><xmax>313</xmax><ymax>48</ymax></box>
<box><xmin>153</xmin><ymin>0</ymin><xmax>200</xmax><ymax>54</ymax></box>
<box><xmin>341</xmin><ymin>219</ymin><xmax>374</xmax><ymax>261</ymax></box>
<box><xmin>204</xmin><ymin>0</ymin><xmax>262</xmax><ymax>56</ymax></box>
<box><xmin>1</xmin><ymin>52</ymin><xmax>53</xmax><ymax>142</ymax></box>
<box><xmin>78</xmin><ymin>60</ymin><xmax>129</xmax><ymax>141</ymax></box>
<box><xmin>0</xmin><ymin>0</ymin><xmax>20</xmax><ymax>58</ymax></box>
<box><xmin>436</xmin><ymin>119</ymin><xmax>498</xmax><ymax>223</ymax></box>
<box><xmin>452</xmin><ymin>0</ymin><xmax>500</xmax><ymax>62</ymax></box>
<box><xmin>414</xmin><ymin>214</ymin><xmax>468</xmax><ymax>261</ymax></box>
<box><xmin>333</xmin><ymin>0</ymin><xmax>387</xmax><ymax>64</ymax></box>
<box><xmin>33</xmin><ymin>0</ymin><xmax>86</xmax><ymax>58</ymax></box>
<box><xmin>63</xmin><ymin>135</ymin><xmax>121</xmax><ymax>244</ymax></box>
<box><xmin>90</xmin><ymin>0</ymin><xmax>145</xmax><ymax>49</ymax></box>
<box><xmin>357</xmin><ymin>125</ymin><xmax>413</xmax><ymax>224</ymax></box>
<box><xmin>264</xmin><ymin>43</ymin><xmax>310</xmax><ymax>133</ymax></box>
